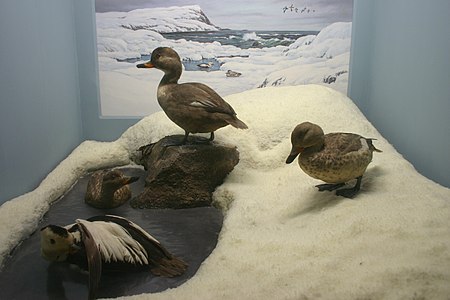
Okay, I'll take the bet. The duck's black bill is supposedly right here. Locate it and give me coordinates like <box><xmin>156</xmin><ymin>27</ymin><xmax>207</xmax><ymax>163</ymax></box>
<box><xmin>126</xmin><ymin>176</ymin><xmax>140</xmax><ymax>184</ymax></box>
<box><xmin>285</xmin><ymin>154</ymin><xmax>299</xmax><ymax>164</ymax></box>
<box><xmin>137</xmin><ymin>62</ymin><xmax>154</xmax><ymax>68</ymax></box>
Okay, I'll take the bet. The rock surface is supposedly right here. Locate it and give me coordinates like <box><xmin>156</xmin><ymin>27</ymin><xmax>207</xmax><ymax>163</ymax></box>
<box><xmin>131</xmin><ymin>135</ymin><xmax>239</xmax><ymax>209</ymax></box>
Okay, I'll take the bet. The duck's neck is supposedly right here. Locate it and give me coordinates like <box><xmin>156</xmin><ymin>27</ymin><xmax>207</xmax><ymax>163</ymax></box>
<box><xmin>100</xmin><ymin>183</ymin><xmax>118</xmax><ymax>201</ymax></box>
<box><xmin>304</xmin><ymin>137</ymin><xmax>325</xmax><ymax>153</ymax></box>
<box><xmin>160</xmin><ymin>63</ymin><xmax>182</xmax><ymax>85</ymax></box>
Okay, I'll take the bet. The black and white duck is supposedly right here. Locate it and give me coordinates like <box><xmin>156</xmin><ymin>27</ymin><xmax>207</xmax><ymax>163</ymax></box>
<box><xmin>40</xmin><ymin>215</ymin><xmax>187</xmax><ymax>299</ymax></box>
<box><xmin>84</xmin><ymin>169</ymin><xmax>139</xmax><ymax>209</ymax></box>
<box><xmin>137</xmin><ymin>47</ymin><xmax>248</xmax><ymax>144</ymax></box>
<box><xmin>286</xmin><ymin>122</ymin><xmax>381</xmax><ymax>198</ymax></box>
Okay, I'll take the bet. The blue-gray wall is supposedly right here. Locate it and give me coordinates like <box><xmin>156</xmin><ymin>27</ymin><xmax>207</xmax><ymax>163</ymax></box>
<box><xmin>0</xmin><ymin>0</ymin><xmax>137</xmax><ymax>204</ymax></box>
<box><xmin>73</xmin><ymin>0</ymin><xmax>137</xmax><ymax>141</ymax></box>
<box><xmin>0</xmin><ymin>0</ymin><xmax>83</xmax><ymax>203</ymax></box>
<box><xmin>349</xmin><ymin>0</ymin><xmax>450</xmax><ymax>187</ymax></box>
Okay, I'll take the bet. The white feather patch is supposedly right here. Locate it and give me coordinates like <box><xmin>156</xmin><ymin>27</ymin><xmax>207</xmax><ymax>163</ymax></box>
<box><xmin>359</xmin><ymin>138</ymin><xmax>369</xmax><ymax>151</ymax></box>
<box><xmin>190</xmin><ymin>100</ymin><xmax>215</xmax><ymax>108</ymax></box>
<box><xmin>76</xmin><ymin>219</ymin><xmax>149</xmax><ymax>265</ymax></box>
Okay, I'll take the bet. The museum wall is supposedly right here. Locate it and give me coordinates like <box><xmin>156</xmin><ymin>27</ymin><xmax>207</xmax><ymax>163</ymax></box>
<box><xmin>73</xmin><ymin>0</ymin><xmax>137</xmax><ymax>142</ymax></box>
<box><xmin>349</xmin><ymin>0</ymin><xmax>450</xmax><ymax>187</ymax></box>
<box><xmin>0</xmin><ymin>0</ymin><xmax>83</xmax><ymax>203</ymax></box>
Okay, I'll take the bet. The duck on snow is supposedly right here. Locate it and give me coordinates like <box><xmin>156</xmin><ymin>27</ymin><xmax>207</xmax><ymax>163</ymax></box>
<box><xmin>286</xmin><ymin>122</ymin><xmax>381</xmax><ymax>198</ymax></box>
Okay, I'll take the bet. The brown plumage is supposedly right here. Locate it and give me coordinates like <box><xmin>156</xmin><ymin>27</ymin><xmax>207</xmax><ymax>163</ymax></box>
<box><xmin>137</xmin><ymin>47</ymin><xmax>248</xmax><ymax>144</ymax></box>
<box><xmin>286</xmin><ymin>122</ymin><xmax>381</xmax><ymax>198</ymax></box>
<box><xmin>84</xmin><ymin>169</ymin><xmax>139</xmax><ymax>209</ymax></box>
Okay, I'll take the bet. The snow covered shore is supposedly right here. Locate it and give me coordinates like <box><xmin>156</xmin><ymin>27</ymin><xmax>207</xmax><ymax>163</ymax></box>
<box><xmin>96</xmin><ymin>5</ymin><xmax>352</xmax><ymax>116</ymax></box>
<box><xmin>1</xmin><ymin>85</ymin><xmax>449</xmax><ymax>299</ymax></box>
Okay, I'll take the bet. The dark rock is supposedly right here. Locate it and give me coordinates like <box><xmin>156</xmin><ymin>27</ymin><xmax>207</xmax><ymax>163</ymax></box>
<box><xmin>131</xmin><ymin>135</ymin><xmax>239</xmax><ymax>209</ymax></box>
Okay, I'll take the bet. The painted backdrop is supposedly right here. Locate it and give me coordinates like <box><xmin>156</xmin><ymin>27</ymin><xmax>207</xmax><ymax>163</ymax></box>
<box><xmin>95</xmin><ymin>0</ymin><xmax>353</xmax><ymax>117</ymax></box>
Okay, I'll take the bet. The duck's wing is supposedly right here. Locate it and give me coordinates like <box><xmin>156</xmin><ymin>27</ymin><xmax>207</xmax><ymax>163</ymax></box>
<box><xmin>175</xmin><ymin>82</ymin><xmax>237</xmax><ymax>116</ymax></box>
<box><xmin>325</xmin><ymin>133</ymin><xmax>369</xmax><ymax>154</ymax></box>
<box><xmin>86</xmin><ymin>215</ymin><xmax>188</xmax><ymax>277</ymax></box>
<box><xmin>78</xmin><ymin>217</ymin><xmax>149</xmax><ymax>266</ymax></box>
<box><xmin>76</xmin><ymin>221</ymin><xmax>102</xmax><ymax>300</ymax></box>
<box><xmin>84</xmin><ymin>170</ymin><xmax>104</xmax><ymax>202</ymax></box>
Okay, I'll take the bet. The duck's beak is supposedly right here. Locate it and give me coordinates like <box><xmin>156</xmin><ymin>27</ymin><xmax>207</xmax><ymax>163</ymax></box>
<box><xmin>285</xmin><ymin>147</ymin><xmax>303</xmax><ymax>164</ymax></box>
<box><xmin>137</xmin><ymin>61</ymin><xmax>154</xmax><ymax>68</ymax></box>
<box><xmin>124</xmin><ymin>176</ymin><xmax>139</xmax><ymax>185</ymax></box>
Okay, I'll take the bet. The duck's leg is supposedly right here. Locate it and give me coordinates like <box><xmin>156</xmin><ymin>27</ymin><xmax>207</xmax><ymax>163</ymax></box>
<box><xmin>187</xmin><ymin>132</ymin><xmax>214</xmax><ymax>144</ymax></box>
<box><xmin>181</xmin><ymin>131</ymin><xmax>190</xmax><ymax>145</ymax></box>
<box><xmin>316</xmin><ymin>182</ymin><xmax>345</xmax><ymax>192</ymax></box>
<box><xmin>335</xmin><ymin>176</ymin><xmax>362</xmax><ymax>198</ymax></box>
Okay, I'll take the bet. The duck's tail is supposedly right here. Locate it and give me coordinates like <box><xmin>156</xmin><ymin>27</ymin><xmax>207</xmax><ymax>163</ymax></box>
<box><xmin>150</xmin><ymin>256</ymin><xmax>188</xmax><ymax>277</ymax></box>
<box><xmin>229</xmin><ymin>117</ymin><xmax>248</xmax><ymax>129</ymax></box>
<box><xmin>366</xmin><ymin>138</ymin><xmax>382</xmax><ymax>152</ymax></box>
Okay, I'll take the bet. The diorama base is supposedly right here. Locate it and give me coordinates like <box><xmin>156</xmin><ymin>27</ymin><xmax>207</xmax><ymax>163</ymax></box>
<box><xmin>0</xmin><ymin>167</ymin><xmax>223</xmax><ymax>300</ymax></box>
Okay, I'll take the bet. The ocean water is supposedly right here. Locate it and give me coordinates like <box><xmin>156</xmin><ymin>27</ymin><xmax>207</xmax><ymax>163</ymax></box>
<box><xmin>119</xmin><ymin>29</ymin><xmax>318</xmax><ymax>69</ymax></box>
<box><xmin>162</xmin><ymin>29</ymin><xmax>318</xmax><ymax>49</ymax></box>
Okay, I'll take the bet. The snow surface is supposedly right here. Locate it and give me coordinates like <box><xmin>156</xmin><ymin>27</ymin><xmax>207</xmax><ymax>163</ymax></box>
<box><xmin>1</xmin><ymin>85</ymin><xmax>450</xmax><ymax>299</ymax></box>
<box><xmin>96</xmin><ymin>5</ymin><xmax>219</xmax><ymax>33</ymax></box>
<box><xmin>96</xmin><ymin>5</ymin><xmax>352</xmax><ymax>117</ymax></box>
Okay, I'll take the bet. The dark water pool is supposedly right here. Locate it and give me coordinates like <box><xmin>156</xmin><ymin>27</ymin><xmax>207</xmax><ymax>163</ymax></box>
<box><xmin>0</xmin><ymin>167</ymin><xmax>223</xmax><ymax>299</ymax></box>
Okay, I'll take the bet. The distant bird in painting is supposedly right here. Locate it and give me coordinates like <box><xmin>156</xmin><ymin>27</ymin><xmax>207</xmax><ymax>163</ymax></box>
<box><xmin>137</xmin><ymin>47</ymin><xmax>248</xmax><ymax>144</ymax></box>
<box><xmin>84</xmin><ymin>169</ymin><xmax>139</xmax><ymax>209</ymax></box>
<box><xmin>226</xmin><ymin>70</ymin><xmax>242</xmax><ymax>77</ymax></box>
<box><xmin>286</xmin><ymin>122</ymin><xmax>381</xmax><ymax>198</ymax></box>
<box><xmin>40</xmin><ymin>215</ymin><xmax>188</xmax><ymax>299</ymax></box>
<box><xmin>197</xmin><ymin>62</ymin><xmax>214</xmax><ymax>69</ymax></box>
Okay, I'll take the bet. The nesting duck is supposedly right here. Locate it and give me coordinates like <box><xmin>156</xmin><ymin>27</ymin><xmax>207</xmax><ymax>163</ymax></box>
<box><xmin>40</xmin><ymin>215</ymin><xmax>187</xmax><ymax>299</ymax></box>
<box><xmin>137</xmin><ymin>47</ymin><xmax>248</xmax><ymax>144</ymax></box>
<box><xmin>84</xmin><ymin>169</ymin><xmax>139</xmax><ymax>209</ymax></box>
<box><xmin>286</xmin><ymin>122</ymin><xmax>381</xmax><ymax>198</ymax></box>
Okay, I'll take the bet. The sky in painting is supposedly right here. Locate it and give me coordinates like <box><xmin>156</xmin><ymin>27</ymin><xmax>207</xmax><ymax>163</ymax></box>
<box><xmin>95</xmin><ymin>0</ymin><xmax>353</xmax><ymax>30</ymax></box>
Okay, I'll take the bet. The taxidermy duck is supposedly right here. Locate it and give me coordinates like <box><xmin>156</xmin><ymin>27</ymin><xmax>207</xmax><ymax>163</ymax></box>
<box><xmin>40</xmin><ymin>215</ymin><xmax>188</xmax><ymax>300</ymax></box>
<box><xmin>84</xmin><ymin>169</ymin><xmax>139</xmax><ymax>209</ymax></box>
<box><xmin>137</xmin><ymin>47</ymin><xmax>248</xmax><ymax>144</ymax></box>
<box><xmin>286</xmin><ymin>122</ymin><xmax>381</xmax><ymax>198</ymax></box>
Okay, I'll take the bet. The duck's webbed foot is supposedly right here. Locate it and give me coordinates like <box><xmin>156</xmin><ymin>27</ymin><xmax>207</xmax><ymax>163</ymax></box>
<box><xmin>179</xmin><ymin>131</ymin><xmax>209</xmax><ymax>145</ymax></box>
<box><xmin>182</xmin><ymin>131</ymin><xmax>214</xmax><ymax>145</ymax></box>
<box><xmin>316</xmin><ymin>182</ymin><xmax>345</xmax><ymax>192</ymax></box>
<box><xmin>335</xmin><ymin>176</ymin><xmax>362</xmax><ymax>199</ymax></box>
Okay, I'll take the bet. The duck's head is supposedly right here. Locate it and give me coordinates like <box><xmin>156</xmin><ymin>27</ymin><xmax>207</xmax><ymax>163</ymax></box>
<box><xmin>286</xmin><ymin>122</ymin><xmax>325</xmax><ymax>164</ymax></box>
<box><xmin>137</xmin><ymin>47</ymin><xmax>182</xmax><ymax>76</ymax></box>
<box><xmin>40</xmin><ymin>225</ymin><xmax>78</xmax><ymax>262</ymax></box>
<box><xmin>101</xmin><ymin>169</ymin><xmax>139</xmax><ymax>191</ymax></box>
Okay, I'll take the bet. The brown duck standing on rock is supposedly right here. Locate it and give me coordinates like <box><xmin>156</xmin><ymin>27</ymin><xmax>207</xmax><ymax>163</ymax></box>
<box><xmin>85</xmin><ymin>169</ymin><xmax>139</xmax><ymax>209</ymax></box>
<box><xmin>137</xmin><ymin>47</ymin><xmax>248</xmax><ymax>144</ymax></box>
<box><xmin>286</xmin><ymin>122</ymin><xmax>381</xmax><ymax>198</ymax></box>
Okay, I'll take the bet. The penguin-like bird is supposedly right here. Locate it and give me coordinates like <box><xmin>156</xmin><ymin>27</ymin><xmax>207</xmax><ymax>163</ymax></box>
<box><xmin>40</xmin><ymin>215</ymin><xmax>187</xmax><ymax>299</ymax></box>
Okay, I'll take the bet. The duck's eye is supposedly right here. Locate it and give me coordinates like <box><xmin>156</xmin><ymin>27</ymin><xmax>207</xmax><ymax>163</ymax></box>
<box><xmin>50</xmin><ymin>239</ymin><xmax>55</xmax><ymax>244</ymax></box>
